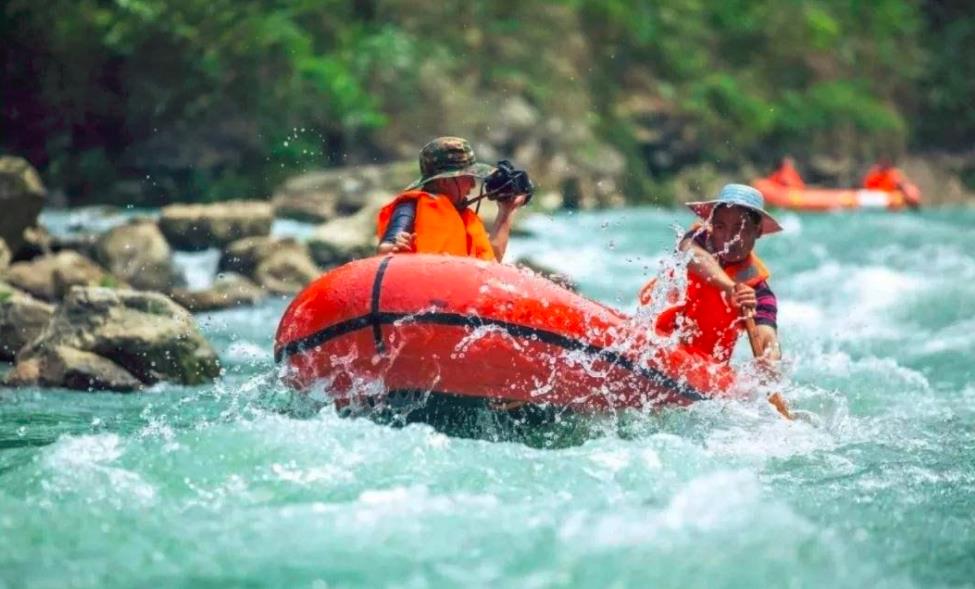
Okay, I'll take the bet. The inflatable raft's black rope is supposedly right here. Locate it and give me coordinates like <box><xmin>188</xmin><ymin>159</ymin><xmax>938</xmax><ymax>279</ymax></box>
<box><xmin>276</xmin><ymin>313</ymin><xmax>706</xmax><ymax>403</ymax></box>
<box><xmin>369</xmin><ymin>255</ymin><xmax>393</xmax><ymax>354</ymax></box>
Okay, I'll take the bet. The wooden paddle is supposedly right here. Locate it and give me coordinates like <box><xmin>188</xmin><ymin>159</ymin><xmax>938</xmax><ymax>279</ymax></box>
<box><xmin>742</xmin><ymin>312</ymin><xmax>794</xmax><ymax>420</ymax></box>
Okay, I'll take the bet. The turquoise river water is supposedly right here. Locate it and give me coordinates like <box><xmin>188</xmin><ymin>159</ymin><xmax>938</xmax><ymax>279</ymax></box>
<box><xmin>1</xmin><ymin>207</ymin><xmax>973</xmax><ymax>588</ymax></box>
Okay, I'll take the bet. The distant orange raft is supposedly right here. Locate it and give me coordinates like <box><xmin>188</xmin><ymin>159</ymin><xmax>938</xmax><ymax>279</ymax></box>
<box><xmin>753</xmin><ymin>178</ymin><xmax>914</xmax><ymax>212</ymax></box>
<box><xmin>274</xmin><ymin>254</ymin><xmax>736</xmax><ymax>413</ymax></box>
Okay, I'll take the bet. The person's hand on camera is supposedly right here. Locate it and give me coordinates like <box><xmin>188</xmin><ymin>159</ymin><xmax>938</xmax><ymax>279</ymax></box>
<box><xmin>497</xmin><ymin>194</ymin><xmax>529</xmax><ymax>215</ymax></box>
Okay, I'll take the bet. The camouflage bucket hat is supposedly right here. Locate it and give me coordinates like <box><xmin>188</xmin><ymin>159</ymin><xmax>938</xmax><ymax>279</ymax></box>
<box><xmin>406</xmin><ymin>137</ymin><xmax>495</xmax><ymax>190</ymax></box>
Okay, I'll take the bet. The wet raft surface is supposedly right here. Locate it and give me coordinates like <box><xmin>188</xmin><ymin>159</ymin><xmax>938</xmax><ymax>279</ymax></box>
<box><xmin>2</xmin><ymin>207</ymin><xmax>974</xmax><ymax>588</ymax></box>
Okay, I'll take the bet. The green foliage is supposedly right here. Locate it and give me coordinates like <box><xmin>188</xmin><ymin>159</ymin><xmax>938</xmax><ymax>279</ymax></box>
<box><xmin>917</xmin><ymin>4</ymin><xmax>975</xmax><ymax>148</ymax></box>
<box><xmin>0</xmin><ymin>0</ymin><xmax>970</xmax><ymax>205</ymax></box>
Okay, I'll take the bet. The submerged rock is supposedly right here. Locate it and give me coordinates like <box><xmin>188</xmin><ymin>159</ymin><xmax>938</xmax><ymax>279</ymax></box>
<box><xmin>4</xmin><ymin>346</ymin><xmax>142</xmax><ymax>392</ymax></box>
<box><xmin>94</xmin><ymin>219</ymin><xmax>184</xmax><ymax>292</ymax></box>
<box><xmin>159</xmin><ymin>200</ymin><xmax>273</xmax><ymax>251</ymax></box>
<box><xmin>4</xmin><ymin>251</ymin><xmax>113</xmax><ymax>301</ymax></box>
<box><xmin>6</xmin><ymin>287</ymin><xmax>220</xmax><ymax>390</ymax></box>
<box><xmin>0</xmin><ymin>156</ymin><xmax>46</xmax><ymax>256</ymax></box>
<box><xmin>218</xmin><ymin>237</ymin><xmax>320</xmax><ymax>295</ymax></box>
<box><xmin>0</xmin><ymin>283</ymin><xmax>55</xmax><ymax>361</ymax></box>
<box><xmin>307</xmin><ymin>197</ymin><xmax>385</xmax><ymax>268</ymax></box>
<box><xmin>169</xmin><ymin>273</ymin><xmax>266</xmax><ymax>312</ymax></box>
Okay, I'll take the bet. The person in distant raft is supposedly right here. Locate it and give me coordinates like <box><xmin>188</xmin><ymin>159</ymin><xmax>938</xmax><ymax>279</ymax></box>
<box><xmin>640</xmin><ymin>184</ymin><xmax>783</xmax><ymax>368</ymax></box>
<box><xmin>862</xmin><ymin>157</ymin><xmax>922</xmax><ymax>209</ymax></box>
<box><xmin>376</xmin><ymin>137</ymin><xmax>530</xmax><ymax>261</ymax></box>
<box><xmin>766</xmin><ymin>155</ymin><xmax>806</xmax><ymax>189</ymax></box>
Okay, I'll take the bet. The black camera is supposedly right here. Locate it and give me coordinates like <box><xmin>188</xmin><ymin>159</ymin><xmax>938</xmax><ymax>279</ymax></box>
<box><xmin>484</xmin><ymin>160</ymin><xmax>534</xmax><ymax>204</ymax></box>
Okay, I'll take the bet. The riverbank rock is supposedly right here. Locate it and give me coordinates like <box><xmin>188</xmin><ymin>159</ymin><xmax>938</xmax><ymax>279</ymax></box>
<box><xmin>273</xmin><ymin>162</ymin><xmax>414</xmax><ymax>223</ymax></box>
<box><xmin>307</xmin><ymin>198</ymin><xmax>385</xmax><ymax>268</ymax></box>
<box><xmin>901</xmin><ymin>153</ymin><xmax>975</xmax><ymax>206</ymax></box>
<box><xmin>169</xmin><ymin>273</ymin><xmax>265</xmax><ymax>312</ymax></box>
<box><xmin>0</xmin><ymin>238</ymin><xmax>10</xmax><ymax>272</ymax></box>
<box><xmin>93</xmin><ymin>220</ymin><xmax>184</xmax><ymax>292</ymax></box>
<box><xmin>159</xmin><ymin>200</ymin><xmax>273</xmax><ymax>251</ymax></box>
<box><xmin>6</xmin><ymin>287</ymin><xmax>220</xmax><ymax>390</ymax></box>
<box><xmin>218</xmin><ymin>237</ymin><xmax>320</xmax><ymax>295</ymax></box>
<box><xmin>4</xmin><ymin>251</ymin><xmax>113</xmax><ymax>301</ymax></box>
<box><xmin>0</xmin><ymin>283</ymin><xmax>55</xmax><ymax>361</ymax></box>
<box><xmin>0</xmin><ymin>156</ymin><xmax>46</xmax><ymax>256</ymax></box>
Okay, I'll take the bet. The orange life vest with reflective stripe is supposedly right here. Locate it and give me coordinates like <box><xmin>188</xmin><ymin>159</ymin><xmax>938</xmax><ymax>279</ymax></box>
<box><xmin>862</xmin><ymin>166</ymin><xmax>905</xmax><ymax>192</ymax></box>
<box><xmin>640</xmin><ymin>248</ymin><xmax>771</xmax><ymax>364</ymax></box>
<box><xmin>376</xmin><ymin>191</ymin><xmax>496</xmax><ymax>261</ymax></box>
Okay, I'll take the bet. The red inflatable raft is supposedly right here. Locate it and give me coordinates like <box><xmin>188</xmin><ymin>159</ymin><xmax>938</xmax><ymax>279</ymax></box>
<box><xmin>274</xmin><ymin>254</ymin><xmax>736</xmax><ymax>414</ymax></box>
<box><xmin>753</xmin><ymin>178</ymin><xmax>914</xmax><ymax>212</ymax></box>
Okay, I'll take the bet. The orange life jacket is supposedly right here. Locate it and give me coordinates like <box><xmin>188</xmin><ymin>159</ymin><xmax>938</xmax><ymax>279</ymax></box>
<box><xmin>639</xmin><ymin>242</ymin><xmax>771</xmax><ymax>364</ymax></box>
<box><xmin>862</xmin><ymin>166</ymin><xmax>906</xmax><ymax>192</ymax></box>
<box><xmin>767</xmin><ymin>161</ymin><xmax>805</xmax><ymax>189</ymax></box>
<box><xmin>376</xmin><ymin>191</ymin><xmax>496</xmax><ymax>261</ymax></box>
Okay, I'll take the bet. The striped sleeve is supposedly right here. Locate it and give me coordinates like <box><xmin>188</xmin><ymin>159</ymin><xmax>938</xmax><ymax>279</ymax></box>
<box><xmin>753</xmin><ymin>280</ymin><xmax>777</xmax><ymax>330</ymax></box>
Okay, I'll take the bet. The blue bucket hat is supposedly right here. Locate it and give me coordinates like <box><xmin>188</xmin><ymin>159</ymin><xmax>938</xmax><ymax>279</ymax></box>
<box><xmin>686</xmin><ymin>183</ymin><xmax>783</xmax><ymax>235</ymax></box>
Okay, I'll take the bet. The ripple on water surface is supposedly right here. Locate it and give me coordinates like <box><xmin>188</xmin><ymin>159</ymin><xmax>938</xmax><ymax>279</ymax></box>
<box><xmin>2</xmin><ymin>207</ymin><xmax>975</xmax><ymax>588</ymax></box>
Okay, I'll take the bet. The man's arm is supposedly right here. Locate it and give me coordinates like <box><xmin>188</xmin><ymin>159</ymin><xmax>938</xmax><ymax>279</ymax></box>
<box><xmin>678</xmin><ymin>236</ymin><xmax>756</xmax><ymax>311</ymax></box>
<box><xmin>679</xmin><ymin>236</ymin><xmax>735</xmax><ymax>291</ymax></box>
<box><xmin>753</xmin><ymin>324</ymin><xmax>781</xmax><ymax>361</ymax></box>
<box><xmin>488</xmin><ymin>195</ymin><xmax>528</xmax><ymax>261</ymax></box>
<box><xmin>377</xmin><ymin>201</ymin><xmax>417</xmax><ymax>254</ymax></box>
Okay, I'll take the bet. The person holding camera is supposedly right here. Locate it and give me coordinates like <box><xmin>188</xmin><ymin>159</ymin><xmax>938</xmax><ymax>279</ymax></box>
<box><xmin>376</xmin><ymin>137</ymin><xmax>531</xmax><ymax>262</ymax></box>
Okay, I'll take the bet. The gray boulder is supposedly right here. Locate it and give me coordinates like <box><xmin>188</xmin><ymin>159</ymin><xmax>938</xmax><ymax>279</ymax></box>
<box><xmin>169</xmin><ymin>273</ymin><xmax>265</xmax><ymax>312</ymax></box>
<box><xmin>272</xmin><ymin>162</ymin><xmax>413</xmax><ymax>223</ymax></box>
<box><xmin>4</xmin><ymin>251</ymin><xmax>113</xmax><ymax>301</ymax></box>
<box><xmin>94</xmin><ymin>219</ymin><xmax>184</xmax><ymax>292</ymax></box>
<box><xmin>0</xmin><ymin>283</ymin><xmax>55</xmax><ymax>361</ymax></box>
<box><xmin>219</xmin><ymin>237</ymin><xmax>320</xmax><ymax>295</ymax></box>
<box><xmin>8</xmin><ymin>287</ymin><xmax>220</xmax><ymax>389</ymax></box>
<box><xmin>0</xmin><ymin>156</ymin><xmax>46</xmax><ymax>255</ymax></box>
<box><xmin>4</xmin><ymin>346</ymin><xmax>142</xmax><ymax>392</ymax></box>
<box><xmin>159</xmin><ymin>200</ymin><xmax>273</xmax><ymax>251</ymax></box>
<box><xmin>307</xmin><ymin>197</ymin><xmax>385</xmax><ymax>268</ymax></box>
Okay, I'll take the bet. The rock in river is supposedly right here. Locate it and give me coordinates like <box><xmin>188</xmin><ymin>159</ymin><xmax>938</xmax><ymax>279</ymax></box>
<box><xmin>218</xmin><ymin>237</ymin><xmax>320</xmax><ymax>295</ymax></box>
<box><xmin>0</xmin><ymin>283</ymin><xmax>55</xmax><ymax>361</ymax></box>
<box><xmin>159</xmin><ymin>200</ymin><xmax>273</xmax><ymax>251</ymax></box>
<box><xmin>169</xmin><ymin>273</ymin><xmax>266</xmax><ymax>312</ymax></box>
<box><xmin>4</xmin><ymin>287</ymin><xmax>220</xmax><ymax>390</ymax></box>
<box><xmin>94</xmin><ymin>219</ymin><xmax>185</xmax><ymax>292</ymax></box>
<box><xmin>0</xmin><ymin>156</ymin><xmax>46</xmax><ymax>256</ymax></box>
<box><xmin>3</xmin><ymin>251</ymin><xmax>113</xmax><ymax>302</ymax></box>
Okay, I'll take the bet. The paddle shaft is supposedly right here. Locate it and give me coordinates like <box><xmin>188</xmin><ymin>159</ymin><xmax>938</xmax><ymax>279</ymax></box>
<box><xmin>742</xmin><ymin>311</ymin><xmax>794</xmax><ymax>420</ymax></box>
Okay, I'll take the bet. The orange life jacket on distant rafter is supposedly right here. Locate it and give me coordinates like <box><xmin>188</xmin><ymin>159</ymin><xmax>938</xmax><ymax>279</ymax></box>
<box><xmin>862</xmin><ymin>165</ymin><xmax>906</xmax><ymax>192</ymax></box>
<box><xmin>376</xmin><ymin>191</ymin><xmax>496</xmax><ymax>261</ymax></box>
<box><xmin>767</xmin><ymin>160</ymin><xmax>805</xmax><ymax>189</ymax></box>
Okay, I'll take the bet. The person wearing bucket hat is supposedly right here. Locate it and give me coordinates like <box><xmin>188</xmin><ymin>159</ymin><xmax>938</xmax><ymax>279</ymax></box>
<box><xmin>376</xmin><ymin>137</ymin><xmax>529</xmax><ymax>261</ymax></box>
<box><xmin>639</xmin><ymin>183</ymin><xmax>783</xmax><ymax>368</ymax></box>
